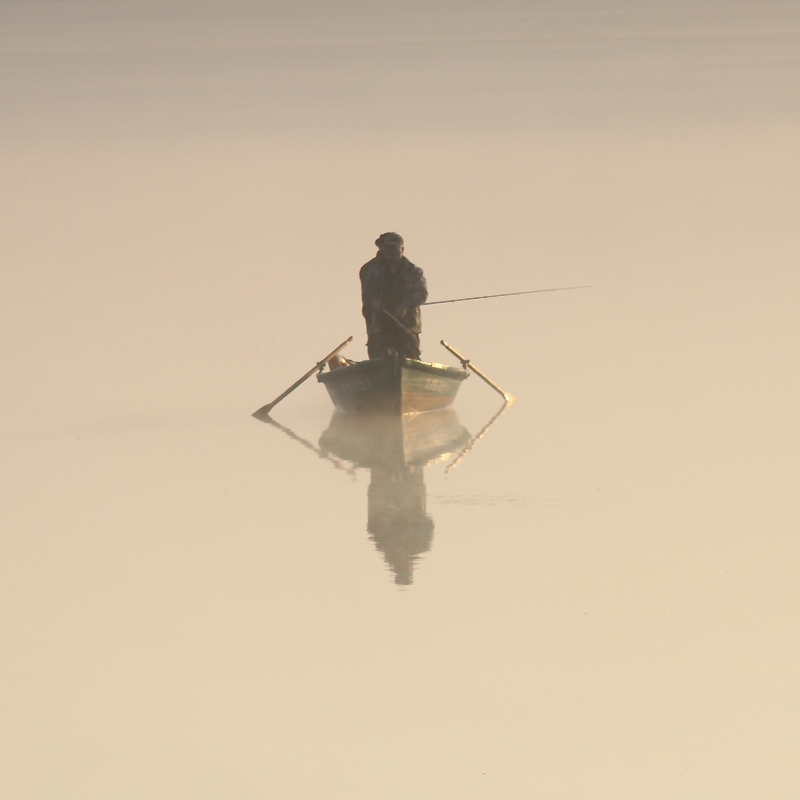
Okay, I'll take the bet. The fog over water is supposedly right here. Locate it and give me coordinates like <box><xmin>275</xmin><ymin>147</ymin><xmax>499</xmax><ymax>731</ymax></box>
<box><xmin>2</xmin><ymin>2</ymin><xmax>799</xmax><ymax>797</ymax></box>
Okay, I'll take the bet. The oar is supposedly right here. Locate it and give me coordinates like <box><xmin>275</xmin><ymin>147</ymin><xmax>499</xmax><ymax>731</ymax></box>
<box><xmin>253</xmin><ymin>336</ymin><xmax>353</xmax><ymax>417</ymax></box>
<box><xmin>440</xmin><ymin>340</ymin><xmax>514</xmax><ymax>403</ymax></box>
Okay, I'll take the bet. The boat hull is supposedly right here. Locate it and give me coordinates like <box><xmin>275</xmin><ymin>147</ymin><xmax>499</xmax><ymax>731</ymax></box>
<box><xmin>317</xmin><ymin>356</ymin><xmax>469</xmax><ymax>415</ymax></box>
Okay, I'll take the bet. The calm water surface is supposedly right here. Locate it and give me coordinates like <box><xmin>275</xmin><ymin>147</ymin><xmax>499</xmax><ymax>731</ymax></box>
<box><xmin>3</xmin><ymin>2</ymin><xmax>799</xmax><ymax>797</ymax></box>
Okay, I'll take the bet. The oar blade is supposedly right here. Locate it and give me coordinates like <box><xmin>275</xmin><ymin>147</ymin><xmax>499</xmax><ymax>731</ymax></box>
<box><xmin>253</xmin><ymin>336</ymin><xmax>353</xmax><ymax>416</ymax></box>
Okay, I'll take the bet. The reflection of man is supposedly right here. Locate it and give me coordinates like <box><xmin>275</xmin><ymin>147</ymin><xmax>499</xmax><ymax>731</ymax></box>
<box><xmin>359</xmin><ymin>232</ymin><xmax>428</xmax><ymax>359</ymax></box>
<box><xmin>367</xmin><ymin>465</ymin><xmax>434</xmax><ymax>586</ymax></box>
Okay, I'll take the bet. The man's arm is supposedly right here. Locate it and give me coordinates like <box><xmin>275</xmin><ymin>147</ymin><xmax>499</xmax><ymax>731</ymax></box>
<box><xmin>359</xmin><ymin>262</ymin><xmax>375</xmax><ymax>319</ymax></box>
<box><xmin>396</xmin><ymin>264</ymin><xmax>428</xmax><ymax>315</ymax></box>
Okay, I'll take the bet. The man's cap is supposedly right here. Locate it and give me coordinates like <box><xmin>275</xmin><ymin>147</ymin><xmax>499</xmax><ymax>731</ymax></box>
<box><xmin>375</xmin><ymin>232</ymin><xmax>404</xmax><ymax>247</ymax></box>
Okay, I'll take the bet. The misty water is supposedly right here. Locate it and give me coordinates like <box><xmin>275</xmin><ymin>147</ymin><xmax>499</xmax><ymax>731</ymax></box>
<box><xmin>3</xmin><ymin>2</ymin><xmax>799</xmax><ymax>798</ymax></box>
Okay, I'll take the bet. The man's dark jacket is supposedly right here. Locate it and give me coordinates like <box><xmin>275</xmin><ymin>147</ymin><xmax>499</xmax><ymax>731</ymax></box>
<box><xmin>359</xmin><ymin>255</ymin><xmax>428</xmax><ymax>334</ymax></box>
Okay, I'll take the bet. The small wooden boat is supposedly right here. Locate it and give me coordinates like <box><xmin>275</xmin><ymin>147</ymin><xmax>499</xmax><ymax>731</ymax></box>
<box><xmin>316</xmin><ymin>355</ymin><xmax>469</xmax><ymax>415</ymax></box>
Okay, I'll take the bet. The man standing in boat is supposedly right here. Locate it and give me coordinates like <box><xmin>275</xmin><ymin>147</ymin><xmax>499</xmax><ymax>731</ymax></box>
<box><xmin>360</xmin><ymin>232</ymin><xmax>428</xmax><ymax>359</ymax></box>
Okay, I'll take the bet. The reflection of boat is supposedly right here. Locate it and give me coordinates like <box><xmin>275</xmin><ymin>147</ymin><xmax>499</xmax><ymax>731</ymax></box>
<box><xmin>316</xmin><ymin>355</ymin><xmax>469</xmax><ymax>415</ymax></box>
<box><xmin>256</xmin><ymin>400</ymin><xmax>511</xmax><ymax>587</ymax></box>
<box><xmin>320</xmin><ymin>409</ymin><xmax>471</xmax><ymax>586</ymax></box>
<box><xmin>319</xmin><ymin>408</ymin><xmax>471</xmax><ymax>468</ymax></box>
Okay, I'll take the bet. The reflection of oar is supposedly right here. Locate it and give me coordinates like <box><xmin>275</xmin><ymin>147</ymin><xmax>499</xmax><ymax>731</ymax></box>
<box><xmin>444</xmin><ymin>399</ymin><xmax>513</xmax><ymax>473</ymax></box>
<box><xmin>440</xmin><ymin>340</ymin><xmax>514</xmax><ymax>403</ymax></box>
<box><xmin>253</xmin><ymin>336</ymin><xmax>353</xmax><ymax>416</ymax></box>
<box><xmin>254</xmin><ymin>413</ymin><xmax>356</xmax><ymax>476</ymax></box>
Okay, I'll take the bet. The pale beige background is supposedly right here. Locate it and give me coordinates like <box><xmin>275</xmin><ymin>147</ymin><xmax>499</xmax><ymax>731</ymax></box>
<box><xmin>2</xmin><ymin>2</ymin><xmax>799</xmax><ymax>798</ymax></box>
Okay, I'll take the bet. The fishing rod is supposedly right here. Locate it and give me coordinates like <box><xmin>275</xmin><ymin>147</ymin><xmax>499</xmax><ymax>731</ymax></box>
<box><xmin>423</xmin><ymin>285</ymin><xmax>591</xmax><ymax>306</ymax></box>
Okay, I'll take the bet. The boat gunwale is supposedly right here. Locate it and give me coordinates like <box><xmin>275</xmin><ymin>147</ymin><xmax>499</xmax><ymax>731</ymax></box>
<box><xmin>317</xmin><ymin>356</ymin><xmax>469</xmax><ymax>386</ymax></box>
